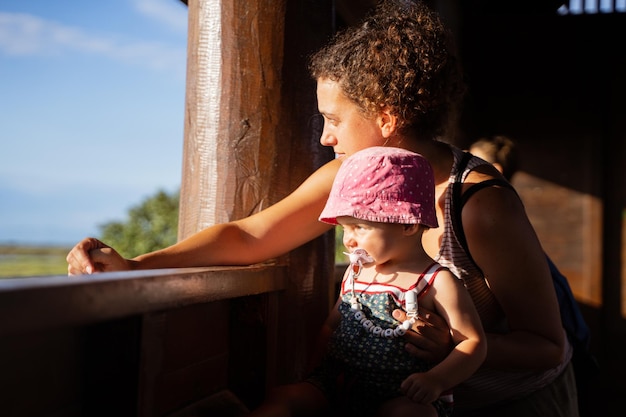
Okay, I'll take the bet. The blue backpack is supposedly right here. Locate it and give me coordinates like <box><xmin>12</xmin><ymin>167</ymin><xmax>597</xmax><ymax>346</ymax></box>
<box><xmin>547</xmin><ymin>256</ymin><xmax>590</xmax><ymax>348</ymax></box>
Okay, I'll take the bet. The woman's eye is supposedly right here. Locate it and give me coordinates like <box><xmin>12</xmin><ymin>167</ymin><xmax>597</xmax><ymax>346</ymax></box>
<box><xmin>324</xmin><ymin>116</ymin><xmax>338</xmax><ymax>126</ymax></box>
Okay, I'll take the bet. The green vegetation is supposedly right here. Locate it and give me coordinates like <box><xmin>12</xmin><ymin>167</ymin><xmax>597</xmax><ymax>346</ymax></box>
<box><xmin>99</xmin><ymin>189</ymin><xmax>179</xmax><ymax>259</ymax></box>
<box><xmin>1</xmin><ymin>189</ymin><xmax>180</xmax><ymax>279</ymax></box>
<box><xmin>0</xmin><ymin>245</ymin><xmax>70</xmax><ymax>278</ymax></box>
<box><xmin>1</xmin><ymin>189</ymin><xmax>347</xmax><ymax>279</ymax></box>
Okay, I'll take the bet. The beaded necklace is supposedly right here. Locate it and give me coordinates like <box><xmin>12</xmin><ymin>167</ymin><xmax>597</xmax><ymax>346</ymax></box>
<box><xmin>345</xmin><ymin>249</ymin><xmax>418</xmax><ymax>339</ymax></box>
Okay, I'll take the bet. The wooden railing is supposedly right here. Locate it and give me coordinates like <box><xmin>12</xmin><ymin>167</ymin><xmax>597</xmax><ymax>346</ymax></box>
<box><xmin>0</xmin><ymin>265</ymin><xmax>290</xmax><ymax>417</ymax></box>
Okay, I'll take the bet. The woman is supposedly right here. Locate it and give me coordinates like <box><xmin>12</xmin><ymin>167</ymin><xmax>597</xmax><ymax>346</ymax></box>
<box><xmin>67</xmin><ymin>1</ymin><xmax>577</xmax><ymax>415</ymax></box>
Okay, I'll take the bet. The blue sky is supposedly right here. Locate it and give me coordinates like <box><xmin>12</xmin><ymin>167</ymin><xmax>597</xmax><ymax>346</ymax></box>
<box><xmin>0</xmin><ymin>0</ymin><xmax>188</xmax><ymax>245</ymax></box>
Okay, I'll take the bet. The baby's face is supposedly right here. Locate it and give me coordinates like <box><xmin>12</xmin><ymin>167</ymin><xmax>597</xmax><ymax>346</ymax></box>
<box><xmin>337</xmin><ymin>216</ymin><xmax>405</xmax><ymax>266</ymax></box>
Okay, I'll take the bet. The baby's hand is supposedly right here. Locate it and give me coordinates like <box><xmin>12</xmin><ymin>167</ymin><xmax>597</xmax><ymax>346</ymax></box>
<box><xmin>400</xmin><ymin>372</ymin><xmax>444</xmax><ymax>404</ymax></box>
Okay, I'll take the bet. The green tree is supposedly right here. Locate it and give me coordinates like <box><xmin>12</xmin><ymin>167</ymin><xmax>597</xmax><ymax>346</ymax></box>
<box><xmin>99</xmin><ymin>189</ymin><xmax>179</xmax><ymax>258</ymax></box>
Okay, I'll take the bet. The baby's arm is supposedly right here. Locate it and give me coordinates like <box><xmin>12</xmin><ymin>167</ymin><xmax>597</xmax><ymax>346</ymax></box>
<box><xmin>401</xmin><ymin>270</ymin><xmax>486</xmax><ymax>404</ymax></box>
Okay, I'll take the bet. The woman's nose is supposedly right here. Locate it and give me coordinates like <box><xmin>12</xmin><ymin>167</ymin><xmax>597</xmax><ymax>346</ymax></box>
<box><xmin>319</xmin><ymin>126</ymin><xmax>337</xmax><ymax>146</ymax></box>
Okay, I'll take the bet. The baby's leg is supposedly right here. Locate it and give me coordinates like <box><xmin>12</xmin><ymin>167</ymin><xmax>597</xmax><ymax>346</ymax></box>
<box><xmin>376</xmin><ymin>396</ymin><xmax>438</xmax><ymax>417</ymax></box>
<box><xmin>249</xmin><ymin>381</ymin><xmax>329</xmax><ymax>417</ymax></box>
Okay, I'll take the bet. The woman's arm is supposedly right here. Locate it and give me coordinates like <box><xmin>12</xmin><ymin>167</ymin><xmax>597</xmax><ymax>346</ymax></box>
<box><xmin>67</xmin><ymin>159</ymin><xmax>341</xmax><ymax>275</ymax></box>
<box><xmin>462</xmin><ymin>182</ymin><xmax>565</xmax><ymax>370</ymax></box>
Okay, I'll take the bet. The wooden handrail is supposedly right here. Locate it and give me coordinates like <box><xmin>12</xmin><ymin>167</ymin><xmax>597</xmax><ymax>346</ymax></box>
<box><xmin>0</xmin><ymin>263</ymin><xmax>287</xmax><ymax>337</ymax></box>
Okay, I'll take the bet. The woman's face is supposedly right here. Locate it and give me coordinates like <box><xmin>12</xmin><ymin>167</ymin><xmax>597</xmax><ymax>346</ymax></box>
<box><xmin>316</xmin><ymin>78</ymin><xmax>386</xmax><ymax>159</ymax></box>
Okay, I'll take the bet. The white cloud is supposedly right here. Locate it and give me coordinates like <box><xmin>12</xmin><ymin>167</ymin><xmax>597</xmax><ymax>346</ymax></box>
<box><xmin>133</xmin><ymin>0</ymin><xmax>188</xmax><ymax>33</ymax></box>
<box><xmin>0</xmin><ymin>11</ymin><xmax>186</xmax><ymax>75</ymax></box>
<box><xmin>0</xmin><ymin>12</ymin><xmax>53</xmax><ymax>55</ymax></box>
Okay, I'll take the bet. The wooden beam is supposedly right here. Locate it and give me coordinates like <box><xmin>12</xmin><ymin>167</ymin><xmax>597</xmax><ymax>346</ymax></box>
<box><xmin>179</xmin><ymin>0</ymin><xmax>287</xmax><ymax>235</ymax></box>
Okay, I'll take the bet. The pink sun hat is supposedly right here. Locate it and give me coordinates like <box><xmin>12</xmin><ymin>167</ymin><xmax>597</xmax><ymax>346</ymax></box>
<box><xmin>319</xmin><ymin>146</ymin><xmax>438</xmax><ymax>228</ymax></box>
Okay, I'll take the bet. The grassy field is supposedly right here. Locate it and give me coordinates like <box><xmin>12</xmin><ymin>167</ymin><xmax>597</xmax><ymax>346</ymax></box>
<box><xmin>0</xmin><ymin>244</ymin><xmax>71</xmax><ymax>278</ymax></box>
<box><xmin>0</xmin><ymin>231</ymin><xmax>346</xmax><ymax>279</ymax></box>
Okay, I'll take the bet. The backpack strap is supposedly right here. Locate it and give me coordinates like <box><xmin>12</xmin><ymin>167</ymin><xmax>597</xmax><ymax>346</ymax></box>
<box><xmin>450</xmin><ymin>152</ymin><xmax>473</xmax><ymax>266</ymax></box>
<box><xmin>450</xmin><ymin>152</ymin><xmax>516</xmax><ymax>274</ymax></box>
<box><xmin>461</xmin><ymin>179</ymin><xmax>516</xmax><ymax>206</ymax></box>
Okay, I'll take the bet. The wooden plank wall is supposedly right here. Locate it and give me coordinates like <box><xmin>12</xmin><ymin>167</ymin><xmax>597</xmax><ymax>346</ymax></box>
<box><xmin>0</xmin><ymin>266</ymin><xmax>288</xmax><ymax>417</ymax></box>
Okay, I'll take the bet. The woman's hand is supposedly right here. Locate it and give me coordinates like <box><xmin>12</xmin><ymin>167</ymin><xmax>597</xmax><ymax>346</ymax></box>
<box><xmin>392</xmin><ymin>306</ymin><xmax>453</xmax><ymax>363</ymax></box>
<box><xmin>66</xmin><ymin>238</ymin><xmax>130</xmax><ymax>275</ymax></box>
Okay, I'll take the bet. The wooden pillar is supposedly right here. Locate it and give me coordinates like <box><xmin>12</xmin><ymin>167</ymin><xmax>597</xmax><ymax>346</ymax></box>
<box><xmin>174</xmin><ymin>0</ymin><xmax>336</xmax><ymax>403</ymax></box>
<box><xmin>179</xmin><ymin>0</ymin><xmax>284</xmax><ymax>235</ymax></box>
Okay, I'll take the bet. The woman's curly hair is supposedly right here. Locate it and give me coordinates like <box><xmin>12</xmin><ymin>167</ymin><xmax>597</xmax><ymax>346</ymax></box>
<box><xmin>309</xmin><ymin>0</ymin><xmax>465</xmax><ymax>140</ymax></box>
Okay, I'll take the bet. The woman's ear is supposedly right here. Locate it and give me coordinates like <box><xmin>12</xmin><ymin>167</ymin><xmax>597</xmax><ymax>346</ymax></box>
<box><xmin>379</xmin><ymin>108</ymin><xmax>398</xmax><ymax>138</ymax></box>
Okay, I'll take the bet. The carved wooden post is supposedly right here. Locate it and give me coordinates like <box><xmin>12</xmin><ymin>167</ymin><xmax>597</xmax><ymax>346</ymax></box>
<box><xmin>180</xmin><ymin>0</ymin><xmax>283</xmax><ymax>233</ymax></box>
<box><xmin>177</xmin><ymin>0</ymin><xmax>335</xmax><ymax>396</ymax></box>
